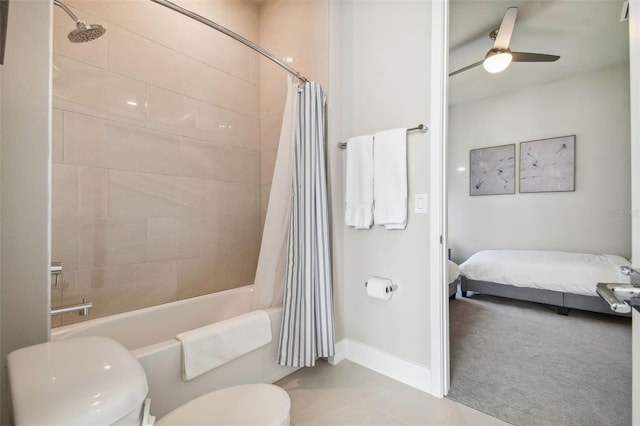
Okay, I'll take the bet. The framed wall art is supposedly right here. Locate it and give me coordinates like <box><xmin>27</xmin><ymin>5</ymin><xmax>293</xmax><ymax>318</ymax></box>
<box><xmin>469</xmin><ymin>144</ymin><xmax>515</xmax><ymax>196</ymax></box>
<box><xmin>519</xmin><ymin>135</ymin><xmax>575</xmax><ymax>193</ymax></box>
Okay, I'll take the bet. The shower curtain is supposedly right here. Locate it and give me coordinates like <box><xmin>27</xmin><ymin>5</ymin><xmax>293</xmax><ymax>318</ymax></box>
<box><xmin>277</xmin><ymin>80</ymin><xmax>335</xmax><ymax>367</ymax></box>
<box><xmin>252</xmin><ymin>77</ymin><xmax>296</xmax><ymax>310</ymax></box>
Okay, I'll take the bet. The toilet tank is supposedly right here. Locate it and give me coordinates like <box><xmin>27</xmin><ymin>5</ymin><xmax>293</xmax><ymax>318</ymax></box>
<box><xmin>7</xmin><ymin>336</ymin><xmax>149</xmax><ymax>425</ymax></box>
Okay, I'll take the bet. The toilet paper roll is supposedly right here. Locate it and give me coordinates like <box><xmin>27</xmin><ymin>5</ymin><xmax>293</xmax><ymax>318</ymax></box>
<box><xmin>366</xmin><ymin>277</ymin><xmax>393</xmax><ymax>301</ymax></box>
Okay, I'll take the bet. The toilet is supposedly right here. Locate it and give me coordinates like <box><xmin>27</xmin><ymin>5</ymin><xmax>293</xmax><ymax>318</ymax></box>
<box><xmin>7</xmin><ymin>336</ymin><xmax>290</xmax><ymax>425</ymax></box>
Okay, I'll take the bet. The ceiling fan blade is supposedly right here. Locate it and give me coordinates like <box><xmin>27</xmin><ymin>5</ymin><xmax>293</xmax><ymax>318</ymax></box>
<box><xmin>493</xmin><ymin>7</ymin><xmax>518</xmax><ymax>50</ymax></box>
<box><xmin>449</xmin><ymin>60</ymin><xmax>484</xmax><ymax>77</ymax></box>
<box><xmin>511</xmin><ymin>52</ymin><xmax>560</xmax><ymax>62</ymax></box>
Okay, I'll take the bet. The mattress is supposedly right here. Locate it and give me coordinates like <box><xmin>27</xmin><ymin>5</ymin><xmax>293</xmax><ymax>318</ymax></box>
<box><xmin>459</xmin><ymin>250</ymin><xmax>631</xmax><ymax>296</ymax></box>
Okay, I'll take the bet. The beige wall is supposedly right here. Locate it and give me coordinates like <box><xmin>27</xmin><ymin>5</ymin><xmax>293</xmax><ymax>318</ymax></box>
<box><xmin>1</xmin><ymin>0</ymin><xmax>52</xmax><ymax>421</ymax></box>
<box><xmin>448</xmin><ymin>65</ymin><xmax>631</xmax><ymax>263</ymax></box>
<box><xmin>334</xmin><ymin>0</ymin><xmax>432</xmax><ymax>367</ymax></box>
<box><xmin>52</xmin><ymin>0</ymin><xmax>263</xmax><ymax>325</ymax></box>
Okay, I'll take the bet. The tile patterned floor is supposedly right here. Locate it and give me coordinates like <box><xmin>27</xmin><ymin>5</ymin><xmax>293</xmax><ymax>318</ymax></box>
<box><xmin>275</xmin><ymin>359</ymin><xmax>510</xmax><ymax>426</ymax></box>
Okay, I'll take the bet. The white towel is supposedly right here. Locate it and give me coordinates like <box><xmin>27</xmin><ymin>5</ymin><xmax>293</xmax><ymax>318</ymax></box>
<box><xmin>345</xmin><ymin>135</ymin><xmax>374</xmax><ymax>229</ymax></box>
<box><xmin>373</xmin><ymin>128</ymin><xmax>407</xmax><ymax>229</ymax></box>
<box><xmin>176</xmin><ymin>310</ymin><xmax>272</xmax><ymax>381</ymax></box>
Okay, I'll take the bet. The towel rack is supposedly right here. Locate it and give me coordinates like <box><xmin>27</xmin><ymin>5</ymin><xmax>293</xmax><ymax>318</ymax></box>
<box><xmin>337</xmin><ymin>124</ymin><xmax>428</xmax><ymax>149</ymax></box>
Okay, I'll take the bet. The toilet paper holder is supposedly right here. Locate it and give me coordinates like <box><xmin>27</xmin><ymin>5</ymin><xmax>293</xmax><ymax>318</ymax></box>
<box><xmin>364</xmin><ymin>281</ymin><xmax>398</xmax><ymax>294</ymax></box>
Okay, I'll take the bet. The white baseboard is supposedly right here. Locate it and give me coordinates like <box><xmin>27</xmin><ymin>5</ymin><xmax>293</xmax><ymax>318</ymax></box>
<box><xmin>331</xmin><ymin>338</ymin><xmax>432</xmax><ymax>394</ymax></box>
<box><xmin>328</xmin><ymin>339</ymin><xmax>347</xmax><ymax>365</ymax></box>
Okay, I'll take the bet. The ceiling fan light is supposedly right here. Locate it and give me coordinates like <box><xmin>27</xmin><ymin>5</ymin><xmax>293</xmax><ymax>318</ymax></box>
<box><xmin>483</xmin><ymin>48</ymin><xmax>512</xmax><ymax>73</ymax></box>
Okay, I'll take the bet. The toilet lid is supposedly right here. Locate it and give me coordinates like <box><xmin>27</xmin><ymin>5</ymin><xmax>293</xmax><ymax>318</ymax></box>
<box><xmin>155</xmin><ymin>384</ymin><xmax>290</xmax><ymax>426</ymax></box>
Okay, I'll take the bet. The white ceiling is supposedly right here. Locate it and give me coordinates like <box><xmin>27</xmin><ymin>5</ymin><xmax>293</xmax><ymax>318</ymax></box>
<box><xmin>449</xmin><ymin>0</ymin><xmax>629</xmax><ymax>105</ymax></box>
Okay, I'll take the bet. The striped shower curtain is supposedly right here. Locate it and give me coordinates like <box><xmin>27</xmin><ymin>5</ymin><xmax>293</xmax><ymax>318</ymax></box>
<box><xmin>277</xmin><ymin>81</ymin><xmax>335</xmax><ymax>367</ymax></box>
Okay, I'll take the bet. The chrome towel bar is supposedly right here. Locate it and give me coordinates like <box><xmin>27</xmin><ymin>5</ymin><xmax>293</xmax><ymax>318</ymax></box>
<box><xmin>338</xmin><ymin>124</ymin><xmax>428</xmax><ymax>149</ymax></box>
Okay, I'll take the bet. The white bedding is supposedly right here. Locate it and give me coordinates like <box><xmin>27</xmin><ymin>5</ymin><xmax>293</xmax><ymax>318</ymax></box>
<box><xmin>447</xmin><ymin>260</ymin><xmax>460</xmax><ymax>284</ymax></box>
<box><xmin>459</xmin><ymin>250</ymin><xmax>631</xmax><ymax>296</ymax></box>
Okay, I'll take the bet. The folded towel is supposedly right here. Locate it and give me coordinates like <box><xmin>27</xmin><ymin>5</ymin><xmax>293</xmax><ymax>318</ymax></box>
<box><xmin>345</xmin><ymin>135</ymin><xmax>374</xmax><ymax>229</ymax></box>
<box><xmin>373</xmin><ymin>128</ymin><xmax>407</xmax><ymax>229</ymax></box>
<box><xmin>176</xmin><ymin>310</ymin><xmax>272</xmax><ymax>381</ymax></box>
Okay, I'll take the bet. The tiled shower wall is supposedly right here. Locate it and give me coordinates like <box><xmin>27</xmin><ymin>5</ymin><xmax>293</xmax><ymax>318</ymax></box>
<box><xmin>52</xmin><ymin>0</ymin><xmax>262</xmax><ymax>325</ymax></box>
<box><xmin>52</xmin><ymin>0</ymin><xmax>329</xmax><ymax>326</ymax></box>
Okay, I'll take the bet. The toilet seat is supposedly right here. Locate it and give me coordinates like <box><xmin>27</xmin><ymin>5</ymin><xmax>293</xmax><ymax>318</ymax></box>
<box><xmin>155</xmin><ymin>384</ymin><xmax>290</xmax><ymax>426</ymax></box>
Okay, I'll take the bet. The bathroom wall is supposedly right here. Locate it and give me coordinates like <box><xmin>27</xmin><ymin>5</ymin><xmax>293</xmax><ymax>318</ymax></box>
<box><xmin>448</xmin><ymin>65</ymin><xmax>631</xmax><ymax>263</ymax></box>
<box><xmin>331</xmin><ymin>0</ymin><xmax>432</xmax><ymax>375</ymax></box>
<box><xmin>52</xmin><ymin>0</ymin><xmax>262</xmax><ymax>325</ymax></box>
<box><xmin>1</xmin><ymin>0</ymin><xmax>52</xmax><ymax>422</ymax></box>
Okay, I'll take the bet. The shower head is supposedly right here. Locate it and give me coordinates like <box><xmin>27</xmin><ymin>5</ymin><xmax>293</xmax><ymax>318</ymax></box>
<box><xmin>68</xmin><ymin>22</ymin><xmax>106</xmax><ymax>43</ymax></box>
<box><xmin>53</xmin><ymin>0</ymin><xmax>106</xmax><ymax>43</ymax></box>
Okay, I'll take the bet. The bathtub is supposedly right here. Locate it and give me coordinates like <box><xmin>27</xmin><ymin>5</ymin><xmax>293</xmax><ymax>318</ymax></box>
<box><xmin>51</xmin><ymin>285</ymin><xmax>298</xmax><ymax>418</ymax></box>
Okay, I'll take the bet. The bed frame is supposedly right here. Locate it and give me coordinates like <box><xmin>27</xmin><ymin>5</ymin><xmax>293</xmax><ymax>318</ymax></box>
<box><xmin>460</xmin><ymin>275</ymin><xmax>630</xmax><ymax>317</ymax></box>
<box><xmin>449</xmin><ymin>279</ymin><xmax>458</xmax><ymax>299</ymax></box>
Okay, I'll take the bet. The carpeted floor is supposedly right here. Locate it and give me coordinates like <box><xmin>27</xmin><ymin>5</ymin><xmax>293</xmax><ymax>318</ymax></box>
<box><xmin>447</xmin><ymin>292</ymin><xmax>632</xmax><ymax>426</ymax></box>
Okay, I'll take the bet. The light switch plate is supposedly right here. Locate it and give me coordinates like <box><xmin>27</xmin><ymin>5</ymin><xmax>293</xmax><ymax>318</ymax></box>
<box><xmin>414</xmin><ymin>193</ymin><xmax>428</xmax><ymax>213</ymax></box>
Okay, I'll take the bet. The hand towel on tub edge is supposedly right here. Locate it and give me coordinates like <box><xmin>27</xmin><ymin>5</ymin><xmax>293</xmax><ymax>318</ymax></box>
<box><xmin>176</xmin><ymin>310</ymin><xmax>272</xmax><ymax>381</ymax></box>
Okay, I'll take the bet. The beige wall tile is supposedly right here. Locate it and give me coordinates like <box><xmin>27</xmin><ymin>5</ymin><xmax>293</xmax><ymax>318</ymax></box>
<box><xmin>78</xmin><ymin>167</ymin><xmax>109</xmax><ymax>218</ymax></box>
<box><xmin>62</xmin><ymin>261</ymin><xmax>178</xmax><ymax>324</ymax></box>
<box><xmin>260</xmin><ymin>149</ymin><xmax>276</xmax><ymax>185</ymax></box>
<box><xmin>177</xmin><ymin>255</ymin><xmax>226</xmax><ymax>299</ymax></box>
<box><xmin>100</xmin><ymin>219</ymin><xmax>147</xmax><ymax>266</ymax></box>
<box><xmin>259</xmin><ymin>59</ymin><xmax>288</xmax><ymax>118</ymax></box>
<box><xmin>261</xmin><ymin>113</ymin><xmax>284</xmax><ymax>152</ymax></box>
<box><xmin>234</xmin><ymin>149</ymin><xmax>261</xmax><ymax>184</ymax></box>
<box><xmin>109</xmin><ymin>170</ymin><xmax>182</xmax><ymax>218</ymax></box>
<box><xmin>207</xmin><ymin>180</ymin><xmax>260</xmax><ymax>218</ymax></box>
<box><xmin>220</xmin><ymin>215</ymin><xmax>260</xmax><ymax>254</ymax></box>
<box><xmin>109</xmin><ymin>125</ymin><xmax>180</xmax><ymax>176</ymax></box>
<box><xmin>203</xmin><ymin>65</ymin><xmax>260</xmax><ymax>118</ymax></box>
<box><xmin>147</xmin><ymin>218</ymin><xmax>179</xmax><ymax>262</ymax></box>
<box><xmin>210</xmin><ymin>145</ymin><xmax>239</xmax><ymax>181</ymax></box>
<box><xmin>78</xmin><ymin>219</ymin><xmax>147</xmax><ymax>268</ymax></box>
<box><xmin>108</xmin><ymin>26</ymin><xmax>208</xmax><ymax>103</ymax></box>
<box><xmin>53</xmin><ymin>164</ymin><xmax>79</xmax><ymax>217</ymax></box>
<box><xmin>146</xmin><ymin>85</ymin><xmax>228</xmax><ymax>143</ymax></box>
<box><xmin>177</xmin><ymin>177</ymin><xmax>208</xmax><ymax>217</ymax></box>
<box><xmin>178</xmin><ymin>217</ymin><xmax>218</xmax><ymax>258</ymax></box>
<box><xmin>64</xmin><ymin>112</ymin><xmax>118</xmax><ymax>168</ymax></box>
<box><xmin>226</xmin><ymin>0</ymin><xmax>259</xmax><ymax>43</ymax></box>
<box><xmin>178</xmin><ymin>138</ymin><xmax>215</xmax><ymax>179</ymax></box>
<box><xmin>52</xmin><ymin>218</ymin><xmax>82</xmax><ymax>271</ymax></box>
<box><xmin>53</xmin><ymin>55</ymin><xmax>146</xmax><ymax>126</ymax></box>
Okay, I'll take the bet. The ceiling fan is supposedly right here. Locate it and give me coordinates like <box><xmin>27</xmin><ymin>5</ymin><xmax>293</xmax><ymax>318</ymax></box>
<box><xmin>449</xmin><ymin>7</ymin><xmax>560</xmax><ymax>77</ymax></box>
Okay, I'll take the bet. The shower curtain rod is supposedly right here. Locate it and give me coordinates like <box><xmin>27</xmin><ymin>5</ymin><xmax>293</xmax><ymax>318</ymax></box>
<box><xmin>337</xmin><ymin>124</ymin><xmax>429</xmax><ymax>149</ymax></box>
<box><xmin>149</xmin><ymin>0</ymin><xmax>309</xmax><ymax>83</ymax></box>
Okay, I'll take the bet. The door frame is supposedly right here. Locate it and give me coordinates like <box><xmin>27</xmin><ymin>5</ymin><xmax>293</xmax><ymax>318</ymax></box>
<box><xmin>630</xmin><ymin>1</ymin><xmax>639</xmax><ymax>423</ymax></box>
<box><xmin>429</xmin><ymin>0</ymin><xmax>449</xmax><ymax>397</ymax></box>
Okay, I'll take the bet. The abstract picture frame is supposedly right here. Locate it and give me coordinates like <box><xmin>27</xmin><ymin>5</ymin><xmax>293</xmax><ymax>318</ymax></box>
<box><xmin>519</xmin><ymin>135</ymin><xmax>576</xmax><ymax>193</ymax></box>
<box><xmin>469</xmin><ymin>144</ymin><xmax>515</xmax><ymax>196</ymax></box>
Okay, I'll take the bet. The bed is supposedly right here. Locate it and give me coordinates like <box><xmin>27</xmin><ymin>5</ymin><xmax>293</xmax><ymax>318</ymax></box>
<box><xmin>458</xmin><ymin>250</ymin><xmax>632</xmax><ymax>316</ymax></box>
<box><xmin>448</xmin><ymin>260</ymin><xmax>460</xmax><ymax>298</ymax></box>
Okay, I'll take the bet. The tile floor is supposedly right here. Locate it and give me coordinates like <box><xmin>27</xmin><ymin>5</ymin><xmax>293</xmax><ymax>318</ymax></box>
<box><xmin>275</xmin><ymin>359</ymin><xmax>510</xmax><ymax>426</ymax></box>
